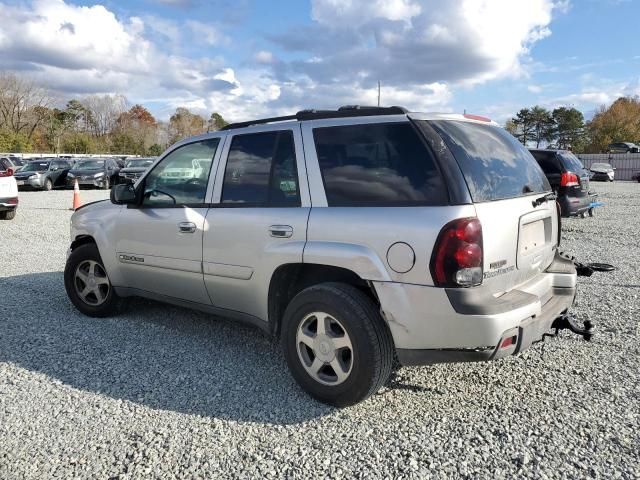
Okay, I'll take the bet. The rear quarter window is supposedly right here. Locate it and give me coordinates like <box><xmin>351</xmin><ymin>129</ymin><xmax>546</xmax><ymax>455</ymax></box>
<box><xmin>313</xmin><ymin>122</ymin><xmax>448</xmax><ymax>206</ymax></box>
<box><xmin>428</xmin><ymin>120</ymin><xmax>550</xmax><ymax>202</ymax></box>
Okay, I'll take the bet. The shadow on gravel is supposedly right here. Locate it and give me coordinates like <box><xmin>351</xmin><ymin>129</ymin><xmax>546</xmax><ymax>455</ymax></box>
<box><xmin>0</xmin><ymin>272</ymin><xmax>338</xmax><ymax>425</ymax></box>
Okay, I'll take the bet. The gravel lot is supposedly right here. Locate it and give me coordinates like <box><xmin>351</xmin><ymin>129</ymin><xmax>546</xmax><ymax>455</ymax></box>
<box><xmin>1</xmin><ymin>184</ymin><xmax>638</xmax><ymax>479</ymax></box>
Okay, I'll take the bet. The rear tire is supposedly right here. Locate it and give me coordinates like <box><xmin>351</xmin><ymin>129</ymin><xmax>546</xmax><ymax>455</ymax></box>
<box><xmin>64</xmin><ymin>243</ymin><xmax>122</xmax><ymax>317</ymax></box>
<box><xmin>3</xmin><ymin>208</ymin><xmax>16</xmax><ymax>220</ymax></box>
<box><xmin>281</xmin><ymin>282</ymin><xmax>394</xmax><ymax>407</ymax></box>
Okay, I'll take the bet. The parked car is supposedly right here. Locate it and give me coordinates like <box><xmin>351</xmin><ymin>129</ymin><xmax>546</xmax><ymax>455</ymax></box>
<box><xmin>589</xmin><ymin>162</ymin><xmax>615</xmax><ymax>182</ymax></box>
<box><xmin>0</xmin><ymin>165</ymin><xmax>18</xmax><ymax>220</ymax></box>
<box><xmin>529</xmin><ymin>149</ymin><xmax>591</xmax><ymax>217</ymax></box>
<box><xmin>607</xmin><ymin>142</ymin><xmax>639</xmax><ymax>153</ymax></box>
<box><xmin>65</xmin><ymin>106</ymin><xmax>578</xmax><ymax>407</ymax></box>
<box><xmin>0</xmin><ymin>156</ymin><xmax>27</xmax><ymax>172</ymax></box>
<box><xmin>67</xmin><ymin>158</ymin><xmax>121</xmax><ymax>189</ymax></box>
<box><xmin>13</xmin><ymin>158</ymin><xmax>74</xmax><ymax>190</ymax></box>
<box><xmin>632</xmin><ymin>170</ymin><xmax>640</xmax><ymax>183</ymax></box>
<box><xmin>118</xmin><ymin>157</ymin><xmax>156</xmax><ymax>184</ymax></box>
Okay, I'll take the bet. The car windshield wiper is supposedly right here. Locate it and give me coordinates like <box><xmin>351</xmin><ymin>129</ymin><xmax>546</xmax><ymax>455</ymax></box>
<box><xmin>532</xmin><ymin>192</ymin><xmax>556</xmax><ymax>207</ymax></box>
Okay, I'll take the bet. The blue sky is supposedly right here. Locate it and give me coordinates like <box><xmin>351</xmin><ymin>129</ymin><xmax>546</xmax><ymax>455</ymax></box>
<box><xmin>0</xmin><ymin>0</ymin><xmax>638</xmax><ymax>123</ymax></box>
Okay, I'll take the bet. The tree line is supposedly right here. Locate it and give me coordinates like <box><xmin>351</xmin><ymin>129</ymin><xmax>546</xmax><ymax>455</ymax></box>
<box><xmin>0</xmin><ymin>72</ymin><xmax>228</xmax><ymax>155</ymax></box>
<box><xmin>505</xmin><ymin>96</ymin><xmax>640</xmax><ymax>153</ymax></box>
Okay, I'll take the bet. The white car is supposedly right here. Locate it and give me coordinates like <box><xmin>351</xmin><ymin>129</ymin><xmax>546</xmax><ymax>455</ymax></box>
<box><xmin>0</xmin><ymin>167</ymin><xmax>19</xmax><ymax>220</ymax></box>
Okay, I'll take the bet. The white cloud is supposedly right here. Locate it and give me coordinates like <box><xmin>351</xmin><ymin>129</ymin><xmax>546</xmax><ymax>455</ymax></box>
<box><xmin>254</xmin><ymin>50</ymin><xmax>275</xmax><ymax>65</ymax></box>
<box><xmin>186</xmin><ymin>20</ymin><xmax>228</xmax><ymax>46</ymax></box>
<box><xmin>528</xmin><ymin>84</ymin><xmax>543</xmax><ymax>93</ymax></box>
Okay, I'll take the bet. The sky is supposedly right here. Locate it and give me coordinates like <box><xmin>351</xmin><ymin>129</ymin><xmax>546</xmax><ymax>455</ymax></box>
<box><xmin>0</xmin><ymin>0</ymin><xmax>638</xmax><ymax>123</ymax></box>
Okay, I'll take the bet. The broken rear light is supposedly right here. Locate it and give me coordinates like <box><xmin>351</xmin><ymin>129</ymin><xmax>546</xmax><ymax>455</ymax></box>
<box><xmin>430</xmin><ymin>217</ymin><xmax>483</xmax><ymax>287</ymax></box>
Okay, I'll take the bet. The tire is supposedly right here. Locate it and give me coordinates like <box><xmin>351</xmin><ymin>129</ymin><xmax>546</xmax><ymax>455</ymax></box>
<box><xmin>64</xmin><ymin>243</ymin><xmax>122</xmax><ymax>317</ymax></box>
<box><xmin>102</xmin><ymin>176</ymin><xmax>110</xmax><ymax>190</ymax></box>
<box><xmin>0</xmin><ymin>211</ymin><xmax>6</xmax><ymax>220</ymax></box>
<box><xmin>281</xmin><ymin>282</ymin><xmax>394</xmax><ymax>407</ymax></box>
<box><xmin>43</xmin><ymin>178</ymin><xmax>53</xmax><ymax>191</ymax></box>
<box><xmin>3</xmin><ymin>208</ymin><xmax>16</xmax><ymax>220</ymax></box>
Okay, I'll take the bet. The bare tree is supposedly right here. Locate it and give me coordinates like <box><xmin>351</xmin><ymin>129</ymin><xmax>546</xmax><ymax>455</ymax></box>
<box><xmin>0</xmin><ymin>72</ymin><xmax>52</xmax><ymax>139</ymax></box>
<box><xmin>83</xmin><ymin>94</ymin><xmax>128</xmax><ymax>137</ymax></box>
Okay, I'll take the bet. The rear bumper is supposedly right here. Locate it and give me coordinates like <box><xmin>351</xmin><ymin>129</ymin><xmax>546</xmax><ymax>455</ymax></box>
<box><xmin>558</xmin><ymin>193</ymin><xmax>590</xmax><ymax>217</ymax></box>
<box><xmin>375</xmin><ymin>252</ymin><xmax>577</xmax><ymax>366</ymax></box>
<box><xmin>0</xmin><ymin>196</ymin><xmax>18</xmax><ymax>211</ymax></box>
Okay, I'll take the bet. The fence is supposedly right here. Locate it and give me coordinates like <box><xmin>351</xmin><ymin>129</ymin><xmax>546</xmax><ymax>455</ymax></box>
<box><xmin>577</xmin><ymin>153</ymin><xmax>640</xmax><ymax>181</ymax></box>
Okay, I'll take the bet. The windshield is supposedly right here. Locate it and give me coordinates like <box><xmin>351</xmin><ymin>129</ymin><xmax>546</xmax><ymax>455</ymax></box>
<box><xmin>22</xmin><ymin>161</ymin><xmax>50</xmax><ymax>172</ymax></box>
<box><xmin>591</xmin><ymin>163</ymin><xmax>612</xmax><ymax>169</ymax></box>
<box><xmin>74</xmin><ymin>160</ymin><xmax>105</xmax><ymax>169</ymax></box>
<box><xmin>125</xmin><ymin>159</ymin><xmax>154</xmax><ymax>168</ymax></box>
<box><xmin>427</xmin><ymin>120</ymin><xmax>550</xmax><ymax>202</ymax></box>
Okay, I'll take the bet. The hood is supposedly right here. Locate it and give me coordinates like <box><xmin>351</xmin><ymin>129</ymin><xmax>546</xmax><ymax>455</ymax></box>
<box><xmin>590</xmin><ymin>166</ymin><xmax>613</xmax><ymax>173</ymax></box>
<box><xmin>14</xmin><ymin>170</ymin><xmax>45</xmax><ymax>177</ymax></box>
<box><xmin>120</xmin><ymin>167</ymin><xmax>148</xmax><ymax>174</ymax></box>
<box><xmin>69</xmin><ymin>168</ymin><xmax>105</xmax><ymax>175</ymax></box>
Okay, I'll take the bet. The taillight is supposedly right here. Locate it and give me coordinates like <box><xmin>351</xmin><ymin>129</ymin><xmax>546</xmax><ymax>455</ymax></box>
<box><xmin>560</xmin><ymin>172</ymin><xmax>579</xmax><ymax>187</ymax></box>
<box><xmin>0</xmin><ymin>168</ymin><xmax>13</xmax><ymax>177</ymax></box>
<box><xmin>430</xmin><ymin>217</ymin><xmax>483</xmax><ymax>287</ymax></box>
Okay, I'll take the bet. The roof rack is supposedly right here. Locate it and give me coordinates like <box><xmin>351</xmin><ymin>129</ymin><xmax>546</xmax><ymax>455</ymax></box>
<box><xmin>221</xmin><ymin>105</ymin><xmax>408</xmax><ymax>130</ymax></box>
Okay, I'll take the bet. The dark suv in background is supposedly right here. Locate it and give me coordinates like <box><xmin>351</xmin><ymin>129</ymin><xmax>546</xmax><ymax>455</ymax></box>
<box><xmin>529</xmin><ymin>149</ymin><xmax>590</xmax><ymax>217</ymax></box>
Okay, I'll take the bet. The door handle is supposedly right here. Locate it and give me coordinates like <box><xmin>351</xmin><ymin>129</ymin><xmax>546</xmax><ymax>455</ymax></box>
<box><xmin>269</xmin><ymin>225</ymin><xmax>293</xmax><ymax>238</ymax></box>
<box><xmin>178</xmin><ymin>222</ymin><xmax>197</xmax><ymax>233</ymax></box>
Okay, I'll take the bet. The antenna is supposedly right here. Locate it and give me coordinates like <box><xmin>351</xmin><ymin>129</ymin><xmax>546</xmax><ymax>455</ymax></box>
<box><xmin>377</xmin><ymin>81</ymin><xmax>381</xmax><ymax>107</ymax></box>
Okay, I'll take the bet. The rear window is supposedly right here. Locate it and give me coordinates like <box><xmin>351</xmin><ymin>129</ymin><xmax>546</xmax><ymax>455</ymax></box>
<box><xmin>428</xmin><ymin>120</ymin><xmax>550</xmax><ymax>202</ymax></box>
<box><xmin>559</xmin><ymin>152</ymin><xmax>585</xmax><ymax>173</ymax></box>
<box><xmin>313</xmin><ymin>122</ymin><xmax>448</xmax><ymax>206</ymax></box>
<box><xmin>530</xmin><ymin>151</ymin><xmax>561</xmax><ymax>174</ymax></box>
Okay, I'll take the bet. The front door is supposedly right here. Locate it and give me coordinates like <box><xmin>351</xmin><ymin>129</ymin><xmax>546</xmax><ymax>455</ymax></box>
<box><xmin>114</xmin><ymin>138</ymin><xmax>223</xmax><ymax>304</ymax></box>
<box><xmin>202</xmin><ymin>125</ymin><xmax>310</xmax><ymax>322</ymax></box>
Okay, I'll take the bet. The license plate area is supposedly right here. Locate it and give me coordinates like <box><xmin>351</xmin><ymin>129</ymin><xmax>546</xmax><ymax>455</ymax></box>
<box><xmin>16</xmin><ymin>180</ymin><xmax>24</xmax><ymax>186</ymax></box>
<box><xmin>517</xmin><ymin>211</ymin><xmax>553</xmax><ymax>270</ymax></box>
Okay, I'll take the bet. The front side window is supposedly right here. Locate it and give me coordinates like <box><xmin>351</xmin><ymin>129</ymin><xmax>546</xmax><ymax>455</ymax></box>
<box><xmin>313</xmin><ymin>122</ymin><xmax>447</xmax><ymax>206</ymax></box>
<box><xmin>142</xmin><ymin>138</ymin><xmax>219</xmax><ymax>207</ymax></box>
<box><xmin>221</xmin><ymin>131</ymin><xmax>300</xmax><ymax>207</ymax></box>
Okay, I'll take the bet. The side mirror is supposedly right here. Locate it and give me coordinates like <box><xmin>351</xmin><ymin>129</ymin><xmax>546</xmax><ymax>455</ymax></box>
<box><xmin>111</xmin><ymin>183</ymin><xmax>137</xmax><ymax>205</ymax></box>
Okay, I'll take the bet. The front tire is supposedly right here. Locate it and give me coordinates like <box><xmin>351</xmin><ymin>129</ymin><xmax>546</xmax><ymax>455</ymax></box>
<box><xmin>64</xmin><ymin>243</ymin><xmax>121</xmax><ymax>317</ymax></box>
<box><xmin>44</xmin><ymin>178</ymin><xmax>53</xmax><ymax>191</ymax></box>
<box><xmin>281</xmin><ymin>282</ymin><xmax>394</xmax><ymax>407</ymax></box>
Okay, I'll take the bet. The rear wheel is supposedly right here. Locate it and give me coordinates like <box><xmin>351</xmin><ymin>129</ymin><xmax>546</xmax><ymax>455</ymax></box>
<box><xmin>281</xmin><ymin>282</ymin><xmax>394</xmax><ymax>407</ymax></box>
<box><xmin>4</xmin><ymin>208</ymin><xmax>16</xmax><ymax>220</ymax></box>
<box><xmin>64</xmin><ymin>243</ymin><xmax>121</xmax><ymax>317</ymax></box>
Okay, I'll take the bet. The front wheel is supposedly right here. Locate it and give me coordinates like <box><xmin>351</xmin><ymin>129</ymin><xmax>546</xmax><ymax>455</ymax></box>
<box><xmin>64</xmin><ymin>243</ymin><xmax>122</xmax><ymax>317</ymax></box>
<box><xmin>102</xmin><ymin>176</ymin><xmax>110</xmax><ymax>190</ymax></box>
<box><xmin>44</xmin><ymin>178</ymin><xmax>53</xmax><ymax>191</ymax></box>
<box><xmin>281</xmin><ymin>282</ymin><xmax>394</xmax><ymax>407</ymax></box>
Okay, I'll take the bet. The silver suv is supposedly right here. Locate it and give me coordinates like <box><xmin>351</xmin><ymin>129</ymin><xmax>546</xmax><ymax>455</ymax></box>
<box><xmin>64</xmin><ymin>106</ymin><xmax>577</xmax><ymax>406</ymax></box>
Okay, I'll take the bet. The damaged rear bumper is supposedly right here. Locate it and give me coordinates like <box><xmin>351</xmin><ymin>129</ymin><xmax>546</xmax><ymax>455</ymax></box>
<box><xmin>375</xmin><ymin>252</ymin><xmax>578</xmax><ymax>366</ymax></box>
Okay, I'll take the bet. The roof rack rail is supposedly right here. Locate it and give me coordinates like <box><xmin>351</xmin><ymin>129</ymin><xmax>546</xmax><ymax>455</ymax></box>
<box><xmin>221</xmin><ymin>105</ymin><xmax>408</xmax><ymax>130</ymax></box>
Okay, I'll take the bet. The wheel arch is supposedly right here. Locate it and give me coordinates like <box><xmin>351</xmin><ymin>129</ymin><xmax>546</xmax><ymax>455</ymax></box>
<box><xmin>267</xmin><ymin>262</ymin><xmax>380</xmax><ymax>337</ymax></box>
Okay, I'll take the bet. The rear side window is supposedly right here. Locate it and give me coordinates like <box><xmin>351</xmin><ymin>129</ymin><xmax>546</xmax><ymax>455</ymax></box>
<box><xmin>530</xmin><ymin>151</ymin><xmax>561</xmax><ymax>174</ymax></box>
<box><xmin>428</xmin><ymin>121</ymin><xmax>550</xmax><ymax>202</ymax></box>
<box><xmin>313</xmin><ymin>122</ymin><xmax>447</xmax><ymax>206</ymax></box>
<box><xmin>221</xmin><ymin>130</ymin><xmax>300</xmax><ymax>207</ymax></box>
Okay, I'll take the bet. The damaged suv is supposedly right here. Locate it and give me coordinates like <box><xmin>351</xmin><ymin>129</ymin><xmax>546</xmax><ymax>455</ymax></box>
<box><xmin>65</xmin><ymin>106</ymin><xmax>582</xmax><ymax>406</ymax></box>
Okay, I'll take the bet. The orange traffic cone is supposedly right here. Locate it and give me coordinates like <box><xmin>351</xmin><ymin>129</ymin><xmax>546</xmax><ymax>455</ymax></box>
<box><xmin>72</xmin><ymin>179</ymin><xmax>82</xmax><ymax>210</ymax></box>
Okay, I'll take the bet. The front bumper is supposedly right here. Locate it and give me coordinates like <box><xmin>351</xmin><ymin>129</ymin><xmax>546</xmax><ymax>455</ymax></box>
<box><xmin>67</xmin><ymin>176</ymin><xmax>107</xmax><ymax>188</ymax></box>
<box><xmin>15</xmin><ymin>176</ymin><xmax>43</xmax><ymax>189</ymax></box>
<box><xmin>375</xmin><ymin>252</ymin><xmax>577</xmax><ymax>366</ymax></box>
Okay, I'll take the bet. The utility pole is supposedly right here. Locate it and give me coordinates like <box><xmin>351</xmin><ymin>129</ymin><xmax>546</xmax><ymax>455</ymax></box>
<box><xmin>377</xmin><ymin>81</ymin><xmax>381</xmax><ymax>107</ymax></box>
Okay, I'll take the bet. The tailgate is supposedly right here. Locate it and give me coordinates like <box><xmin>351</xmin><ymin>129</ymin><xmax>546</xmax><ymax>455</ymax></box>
<box><xmin>475</xmin><ymin>196</ymin><xmax>558</xmax><ymax>295</ymax></box>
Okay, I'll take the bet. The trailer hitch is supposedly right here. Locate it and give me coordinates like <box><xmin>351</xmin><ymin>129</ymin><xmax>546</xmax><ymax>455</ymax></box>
<box><xmin>551</xmin><ymin>314</ymin><xmax>594</xmax><ymax>341</ymax></box>
<box><xmin>558</xmin><ymin>251</ymin><xmax>616</xmax><ymax>277</ymax></box>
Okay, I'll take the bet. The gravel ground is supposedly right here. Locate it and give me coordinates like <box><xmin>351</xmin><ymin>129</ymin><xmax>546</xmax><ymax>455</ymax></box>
<box><xmin>0</xmin><ymin>184</ymin><xmax>638</xmax><ymax>479</ymax></box>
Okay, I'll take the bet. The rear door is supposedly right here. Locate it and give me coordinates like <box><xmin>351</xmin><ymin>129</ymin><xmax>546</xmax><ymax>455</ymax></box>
<box><xmin>428</xmin><ymin>120</ymin><xmax>558</xmax><ymax>294</ymax></box>
<box><xmin>202</xmin><ymin>124</ymin><xmax>310</xmax><ymax>322</ymax></box>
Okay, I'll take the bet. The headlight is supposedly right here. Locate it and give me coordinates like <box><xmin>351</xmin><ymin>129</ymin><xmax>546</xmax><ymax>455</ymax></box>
<box><xmin>94</xmin><ymin>172</ymin><xmax>105</xmax><ymax>178</ymax></box>
<box><xmin>28</xmin><ymin>174</ymin><xmax>37</xmax><ymax>180</ymax></box>
<box><xmin>67</xmin><ymin>173</ymin><xmax>75</xmax><ymax>178</ymax></box>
